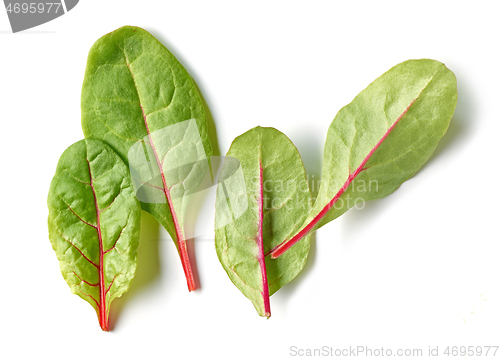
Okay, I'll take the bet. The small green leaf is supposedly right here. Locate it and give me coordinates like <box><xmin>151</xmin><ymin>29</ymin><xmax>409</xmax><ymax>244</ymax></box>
<box><xmin>47</xmin><ymin>139</ymin><xmax>141</xmax><ymax>331</ymax></box>
<box><xmin>271</xmin><ymin>59</ymin><xmax>457</xmax><ymax>258</ymax></box>
<box><xmin>81</xmin><ymin>26</ymin><xmax>213</xmax><ymax>291</ymax></box>
<box><xmin>215</xmin><ymin>127</ymin><xmax>311</xmax><ymax>317</ymax></box>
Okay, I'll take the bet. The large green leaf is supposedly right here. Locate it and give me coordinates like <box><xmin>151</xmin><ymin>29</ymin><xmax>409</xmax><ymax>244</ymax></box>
<box><xmin>215</xmin><ymin>127</ymin><xmax>311</xmax><ymax>317</ymax></box>
<box><xmin>81</xmin><ymin>26</ymin><xmax>213</xmax><ymax>291</ymax></box>
<box><xmin>47</xmin><ymin>139</ymin><xmax>141</xmax><ymax>331</ymax></box>
<box><xmin>271</xmin><ymin>59</ymin><xmax>457</xmax><ymax>258</ymax></box>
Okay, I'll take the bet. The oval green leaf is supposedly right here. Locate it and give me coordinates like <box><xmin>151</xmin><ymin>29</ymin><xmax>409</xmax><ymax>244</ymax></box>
<box><xmin>47</xmin><ymin>139</ymin><xmax>141</xmax><ymax>331</ymax></box>
<box><xmin>215</xmin><ymin>127</ymin><xmax>312</xmax><ymax>317</ymax></box>
<box><xmin>272</xmin><ymin>59</ymin><xmax>457</xmax><ymax>258</ymax></box>
<box><xmin>81</xmin><ymin>26</ymin><xmax>213</xmax><ymax>291</ymax></box>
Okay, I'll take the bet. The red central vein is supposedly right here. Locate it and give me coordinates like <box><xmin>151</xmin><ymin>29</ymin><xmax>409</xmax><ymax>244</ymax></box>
<box><xmin>270</xmin><ymin>99</ymin><xmax>417</xmax><ymax>259</ymax></box>
<box><xmin>257</xmin><ymin>160</ymin><xmax>271</xmax><ymax>318</ymax></box>
<box><xmin>124</xmin><ymin>59</ymin><xmax>195</xmax><ymax>291</ymax></box>
<box><xmin>87</xmin><ymin>160</ymin><xmax>107</xmax><ymax>331</ymax></box>
<box><xmin>140</xmin><ymin>103</ymin><xmax>196</xmax><ymax>292</ymax></box>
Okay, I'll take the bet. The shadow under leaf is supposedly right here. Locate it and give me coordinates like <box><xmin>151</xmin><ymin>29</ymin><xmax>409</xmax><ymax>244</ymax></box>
<box><xmin>108</xmin><ymin>211</ymin><xmax>161</xmax><ymax>330</ymax></box>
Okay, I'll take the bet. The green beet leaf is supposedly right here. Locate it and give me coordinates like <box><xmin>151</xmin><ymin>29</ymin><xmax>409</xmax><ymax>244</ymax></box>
<box><xmin>81</xmin><ymin>26</ymin><xmax>213</xmax><ymax>291</ymax></box>
<box><xmin>47</xmin><ymin>139</ymin><xmax>141</xmax><ymax>331</ymax></box>
<box><xmin>271</xmin><ymin>59</ymin><xmax>457</xmax><ymax>258</ymax></box>
<box><xmin>215</xmin><ymin>127</ymin><xmax>311</xmax><ymax>317</ymax></box>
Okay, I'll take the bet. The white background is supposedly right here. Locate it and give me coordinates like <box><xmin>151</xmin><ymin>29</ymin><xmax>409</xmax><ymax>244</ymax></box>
<box><xmin>1</xmin><ymin>1</ymin><xmax>499</xmax><ymax>359</ymax></box>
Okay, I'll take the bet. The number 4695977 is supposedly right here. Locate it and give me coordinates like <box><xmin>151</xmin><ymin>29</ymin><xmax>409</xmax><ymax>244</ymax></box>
<box><xmin>444</xmin><ymin>346</ymin><xmax>499</xmax><ymax>357</ymax></box>
<box><xmin>6</xmin><ymin>3</ymin><xmax>62</xmax><ymax>14</ymax></box>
